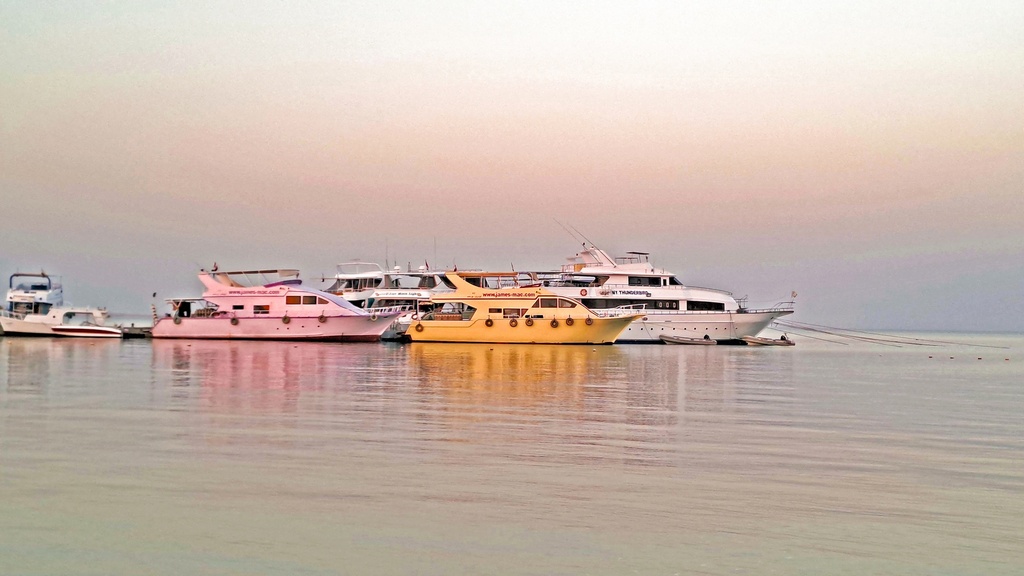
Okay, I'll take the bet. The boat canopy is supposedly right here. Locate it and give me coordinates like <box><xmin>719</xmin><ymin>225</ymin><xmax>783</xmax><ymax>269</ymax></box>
<box><xmin>207</xmin><ymin>269</ymin><xmax>301</xmax><ymax>287</ymax></box>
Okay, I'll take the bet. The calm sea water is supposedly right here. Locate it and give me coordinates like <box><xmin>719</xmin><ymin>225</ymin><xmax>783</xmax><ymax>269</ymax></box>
<box><xmin>1</xmin><ymin>334</ymin><xmax>1021</xmax><ymax>575</ymax></box>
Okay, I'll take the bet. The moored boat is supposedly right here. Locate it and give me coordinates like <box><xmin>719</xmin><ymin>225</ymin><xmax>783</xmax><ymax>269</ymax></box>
<box><xmin>741</xmin><ymin>335</ymin><xmax>795</xmax><ymax>346</ymax></box>
<box><xmin>1</xmin><ymin>272</ymin><xmax>121</xmax><ymax>338</ymax></box>
<box><xmin>406</xmin><ymin>271</ymin><xmax>639</xmax><ymax>344</ymax></box>
<box><xmin>533</xmin><ymin>243</ymin><xmax>795</xmax><ymax>343</ymax></box>
<box><xmin>660</xmin><ymin>334</ymin><xmax>717</xmax><ymax>345</ymax></box>
<box><xmin>325</xmin><ymin>263</ymin><xmax>453</xmax><ymax>340</ymax></box>
<box><xmin>151</xmin><ymin>268</ymin><xmax>401</xmax><ymax>341</ymax></box>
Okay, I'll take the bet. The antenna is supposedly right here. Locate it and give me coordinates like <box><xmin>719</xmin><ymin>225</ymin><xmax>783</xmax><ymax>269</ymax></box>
<box><xmin>553</xmin><ymin>219</ymin><xmax>585</xmax><ymax>245</ymax></box>
<box><xmin>568</xmin><ymin>224</ymin><xmax>598</xmax><ymax>248</ymax></box>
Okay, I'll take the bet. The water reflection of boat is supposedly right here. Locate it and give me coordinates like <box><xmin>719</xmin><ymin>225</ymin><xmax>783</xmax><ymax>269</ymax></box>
<box><xmin>407</xmin><ymin>343</ymin><xmax>624</xmax><ymax>408</ymax></box>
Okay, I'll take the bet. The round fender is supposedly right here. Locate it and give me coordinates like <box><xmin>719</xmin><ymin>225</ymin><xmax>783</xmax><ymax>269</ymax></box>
<box><xmin>230</xmin><ymin>317</ymin><xmax>239</xmax><ymax>326</ymax></box>
<box><xmin>485</xmin><ymin>318</ymin><xmax>494</xmax><ymax>327</ymax></box>
<box><xmin>509</xmin><ymin>318</ymin><xmax>518</xmax><ymax>328</ymax></box>
<box><xmin>318</xmin><ymin>314</ymin><xmax>327</xmax><ymax>323</ymax></box>
<box><xmin>415</xmin><ymin>323</ymin><xmax>424</xmax><ymax>332</ymax></box>
<box><xmin>370</xmin><ymin>314</ymin><xmax>378</xmax><ymax>321</ymax></box>
<box><xmin>550</xmin><ymin>319</ymin><xmax>559</xmax><ymax>328</ymax></box>
<box><xmin>173</xmin><ymin>316</ymin><xmax>182</xmax><ymax>325</ymax></box>
<box><xmin>585</xmin><ymin>317</ymin><xmax>594</xmax><ymax>326</ymax></box>
<box><xmin>525</xmin><ymin>318</ymin><xmax>534</xmax><ymax>327</ymax></box>
<box><xmin>282</xmin><ymin>316</ymin><xmax>291</xmax><ymax>324</ymax></box>
<box><xmin>565</xmin><ymin>317</ymin><xmax>574</xmax><ymax>326</ymax></box>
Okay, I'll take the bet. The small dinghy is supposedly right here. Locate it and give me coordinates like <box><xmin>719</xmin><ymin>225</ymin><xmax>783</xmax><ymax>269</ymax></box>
<box><xmin>660</xmin><ymin>334</ymin><xmax>717</xmax><ymax>345</ymax></box>
<box><xmin>741</xmin><ymin>335</ymin><xmax>795</xmax><ymax>346</ymax></box>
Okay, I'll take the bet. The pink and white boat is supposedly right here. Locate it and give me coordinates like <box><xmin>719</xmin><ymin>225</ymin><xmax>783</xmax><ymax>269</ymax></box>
<box><xmin>151</xmin><ymin>268</ymin><xmax>401</xmax><ymax>341</ymax></box>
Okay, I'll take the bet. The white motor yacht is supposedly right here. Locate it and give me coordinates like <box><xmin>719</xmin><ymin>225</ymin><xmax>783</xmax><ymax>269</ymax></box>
<box><xmin>325</xmin><ymin>263</ymin><xmax>452</xmax><ymax>340</ymax></box>
<box><xmin>533</xmin><ymin>244</ymin><xmax>794</xmax><ymax>343</ymax></box>
<box><xmin>1</xmin><ymin>272</ymin><xmax>122</xmax><ymax>338</ymax></box>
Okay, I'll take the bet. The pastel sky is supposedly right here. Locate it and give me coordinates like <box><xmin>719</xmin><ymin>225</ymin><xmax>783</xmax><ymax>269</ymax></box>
<box><xmin>2</xmin><ymin>1</ymin><xmax>1022</xmax><ymax>331</ymax></box>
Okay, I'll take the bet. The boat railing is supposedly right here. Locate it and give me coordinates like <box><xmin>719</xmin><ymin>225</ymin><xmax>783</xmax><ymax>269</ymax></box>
<box><xmin>544</xmin><ymin>282</ymin><xmax>736</xmax><ymax>296</ymax></box>
<box><xmin>596</xmin><ymin>283</ymin><xmax>735</xmax><ymax>296</ymax></box>
<box><xmin>367</xmin><ymin>304</ymin><xmax>410</xmax><ymax>314</ymax></box>
<box><xmin>0</xmin><ymin>309</ymin><xmax>26</xmax><ymax>320</ymax></box>
<box><xmin>592</xmin><ymin>304</ymin><xmax>794</xmax><ymax>318</ymax></box>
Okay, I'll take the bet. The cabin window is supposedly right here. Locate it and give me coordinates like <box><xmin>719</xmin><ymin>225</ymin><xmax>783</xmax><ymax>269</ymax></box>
<box><xmin>286</xmin><ymin>296</ymin><xmax>301</xmax><ymax>305</ymax></box>
<box><xmin>557</xmin><ymin>299</ymin><xmax>577</xmax><ymax>308</ymax></box>
<box><xmin>627</xmin><ymin>276</ymin><xmax>659</xmax><ymax>286</ymax></box>
<box><xmin>318</xmin><ymin>297</ymin><xmax>328</xmax><ymax>304</ymax></box>
<box><xmin>232</xmin><ymin>305</ymin><xmax>244</xmax><ymax>310</ymax></box>
<box><xmin>687</xmin><ymin>300</ymin><xmax>725</xmax><ymax>311</ymax></box>
<box><xmin>502</xmin><ymin>308</ymin><xmax>526</xmax><ymax>318</ymax></box>
<box><xmin>418</xmin><ymin>276</ymin><xmax>437</xmax><ymax>289</ymax></box>
<box><xmin>534</xmin><ymin>297</ymin><xmax>558</xmax><ymax>308</ymax></box>
<box><xmin>254</xmin><ymin>305</ymin><xmax>270</xmax><ymax>315</ymax></box>
<box><xmin>669</xmin><ymin>277</ymin><xmax>683</xmax><ymax>286</ymax></box>
<box><xmin>302</xmin><ymin>296</ymin><xmax>317</xmax><ymax>305</ymax></box>
<box><xmin>489</xmin><ymin>308</ymin><xmax>502</xmax><ymax>314</ymax></box>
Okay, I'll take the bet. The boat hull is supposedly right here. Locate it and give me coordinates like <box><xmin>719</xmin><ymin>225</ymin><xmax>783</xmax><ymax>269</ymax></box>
<box><xmin>0</xmin><ymin>316</ymin><xmax>122</xmax><ymax>338</ymax></box>
<box><xmin>151</xmin><ymin>314</ymin><xmax>396</xmax><ymax>341</ymax></box>
<box><xmin>405</xmin><ymin>315</ymin><xmax>636</xmax><ymax>344</ymax></box>
<box><xmin>611</xmin><ymin>309</ymin><xmax>792</xmax><ymax>343</ymax></box>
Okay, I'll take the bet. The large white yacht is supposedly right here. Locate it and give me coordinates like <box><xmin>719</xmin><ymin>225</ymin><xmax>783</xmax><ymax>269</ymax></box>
<box><xmin>532</xmin><ymin>244</ymin><xmax>794</xmax><ymax>343</ymax></box>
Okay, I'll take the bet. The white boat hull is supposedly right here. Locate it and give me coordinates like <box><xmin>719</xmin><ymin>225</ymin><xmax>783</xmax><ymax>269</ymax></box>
<box><xmin>151</xmin><ymin>313</ymin><xmax>398</xmax><ymax>341</ymax></box>
<box><xmin>609</xmin><ymin>310</ymin><xmax>791</xmax><ymax>343</ymax></box>
<box><xmin>0</xmin><ymin>316</ymin><xmax>122</xmax><ymax>338</ymax></box>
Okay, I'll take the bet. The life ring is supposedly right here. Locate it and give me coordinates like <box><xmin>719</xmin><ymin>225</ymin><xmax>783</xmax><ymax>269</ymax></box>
<box><xmin>415</xmin><ymin>323</ymin><xmax>424</xmax><ymax>332</ymax></box>
<box><xmin>230</xmin><ymin>317</ymin><xmax>239</xmax><ymax>326</ymax></box>
<box><xmin>282</xmin><ymin>316</ymin><xmax>291</xmax><ymax>324</ymax></box>
<box><xmin>565</xmin><ymin>317</ymin><xmax>574</xmax><ymax>326</ymax></box>
<box><xmin>585</xmin><ymin>317</ymin><xmax>594</xmax><ymax>326</ymax></box>
<box><xmin>370</xmin><ymin>314</ymin><xmax>378</xmax><ymax>321</ymax></box>
<box><xmin>318</xmin><ymin>314</ymin><xmax>327</xmax><ymax>323</ymax></box>
<box><xmin>525</xmin><ymin>318</ymin><xmax>534</xmax><ymax>327</ymax></box>
<box><xmin>509</xmin><ymin>318</ymin><xmax>518</xmax><ymax>327</ymax></box>
<box><xmin>173</xmin><ymin>316</ymin><xmax>182</xmax><ymax>325</ymax></box>
<box><xmin>550</xmin><ymin>319</ymin><xmax>559</xmax><ymax>328</ymax></box>
<box><xmin>485</xmin><ymin>318</ymin><xmax>494</xmax><ymax>327</ymax></box>
<box><xmin>580</xmin><ymin>288</ymin><xmax>588</xmax><ymax>297</ymax></box>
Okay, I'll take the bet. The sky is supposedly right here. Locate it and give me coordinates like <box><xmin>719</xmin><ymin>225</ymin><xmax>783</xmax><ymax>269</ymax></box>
<box><xmin>1</xmin><ymin>1</ymin><xmax>1022</xmax><ymax>331</ymax></box>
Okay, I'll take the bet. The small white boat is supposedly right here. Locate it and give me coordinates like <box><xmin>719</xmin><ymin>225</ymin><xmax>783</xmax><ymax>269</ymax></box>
<box><xmin>1</xmin><ymin>272</ymin><xmax>121</xmax><ymax>338</ymax></box>
<box><xmin>0</xmin><ymin>306</ymin><xmax>123</xmax><ymax>338</ymax></box>
<box><xmin>660</xmin><ymin>334</ymin><xmax>717</xmax><ymax>345</ymax></box>
<box><xmin>741</xmin><ymin>335</ymin><xmax>795</xmax><ymax>346</ymax></box>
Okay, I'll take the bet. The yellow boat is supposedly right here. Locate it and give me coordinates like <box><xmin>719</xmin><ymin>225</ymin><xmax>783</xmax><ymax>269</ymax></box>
<box><xmin>406</xmin><ymin>272</ymin><xmax>639</xmax><ymax>344</ymax></box>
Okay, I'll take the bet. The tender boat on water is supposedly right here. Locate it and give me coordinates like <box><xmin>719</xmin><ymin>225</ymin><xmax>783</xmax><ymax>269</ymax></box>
<box><xmin>407</xmin><ymin>271</ymin><xmax>639</xmax><ymax>344</ymax></box>
<box><xmin>1</xmin><ymin>273</ymin><xmax>122</xmax><ymax>338</ymax></box>
<box><xmin>741</xmin><ymin>335</ymin><xmax>795</xmax><ymax>346</ymax></box>
<box><xmin>660</xmin><ymin>334</ymin><xmax>717</xmax><ymax>345</ymax></box>
<box><xmin>152</xmin><ymin>268</ymin><xmax>401</xmax><ymax>341</ymax></box>
<box><xmin>532</xmin><ymin>244</ymin><xmax>795</xmax><ymax>343</ymax></box>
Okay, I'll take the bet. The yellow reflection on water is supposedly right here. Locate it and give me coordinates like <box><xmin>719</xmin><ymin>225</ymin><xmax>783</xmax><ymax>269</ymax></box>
<box><xmin>406</xmin><ymin>342</ymin><xmax>624</xmax><ymax>406</ymax></box>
